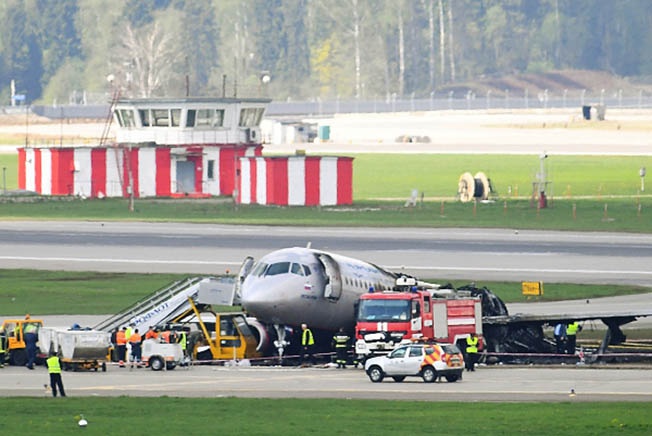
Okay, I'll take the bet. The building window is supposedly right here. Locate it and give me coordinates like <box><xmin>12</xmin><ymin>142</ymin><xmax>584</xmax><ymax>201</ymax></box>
<box><xmin>138</xmin><ymin>109</ymin><xmax>151</xmax><ymax>127</ymax></box>
<box><xmin>188</xmin><ymin>109</ymin><xmax>225</xmax><ymax>128</ymax></box>
<box><xmin>207</xmin><ymin>160</ymin><xmax>215</xmax><ymax>180</ymax></box>
<box><xmin>116</xmin><ymin>109</ymin><xmax>136</xmax><ymax>127</ymax></box>
<box><xmin>238</xmin><ymin>108</ymin><xmax>264</xmax><ymax>127</ymax></box>
<box><xmin>152</xmin><ymin>109</ymin><xmax>169</xmax><ymax>126</ymax></box>
<box><xmin>170</xmin><ymin>109</ymin><xmax>181</xmax><ymax>127</ymax></box>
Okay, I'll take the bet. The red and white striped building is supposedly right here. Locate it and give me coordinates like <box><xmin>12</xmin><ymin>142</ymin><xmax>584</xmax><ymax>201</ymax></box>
<box><xmin>18</xmin><ymin>98</ymin><xmax>353</xmax><ymax>206</ymax></box>
<box><xmin>237</xmin><ymin>156</ymin><xmax>353</xmax><ymax>206</ymax></box>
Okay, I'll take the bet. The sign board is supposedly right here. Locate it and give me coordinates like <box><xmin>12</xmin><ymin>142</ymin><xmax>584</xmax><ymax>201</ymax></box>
<box><xmin>522</xmin><ymin>281</ymin><xmax>543</xmax><ymax>296</ymax></box>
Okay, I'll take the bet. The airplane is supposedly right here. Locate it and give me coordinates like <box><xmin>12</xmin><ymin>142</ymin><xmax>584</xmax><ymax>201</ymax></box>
<box><xmin>237</xmin><ymin>246</ymin><xmax>399</xmax><ymax>357</ymax></box>
<box><xmin>238</xmin><ymin>246</ymin><xmax>652</xmax><ymax>361</ymax></box>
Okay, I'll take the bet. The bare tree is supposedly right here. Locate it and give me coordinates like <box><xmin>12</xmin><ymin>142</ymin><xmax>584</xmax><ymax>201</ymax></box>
<box><xmin>438</xmin><ymin>0</ymin><xmax>446</xmax><ymax>83</ymax></box>
<box><xmin>117</xmin><ymin>23</ymin><xmax>177</xmax><ymax>97</ymax></box>
<box><xmin>397</xmin><ymin>2</ymin><xmax>405</xmax><ymax>97</ymax></box>
<box><xmin>424</xmin><ymin>0</ymin><xmax>436</xmax><ymax>91</ymax></box>
<box><xmin>447</xmin><ymin>0</ymin><xmax>456</xmax><ymax>82</ymax></box>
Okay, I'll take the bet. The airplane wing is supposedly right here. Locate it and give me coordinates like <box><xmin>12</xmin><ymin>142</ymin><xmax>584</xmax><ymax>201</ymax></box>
<box><xmin>482</xmin><ymin>311</ymin><xmax>652</xmax><ymax>355</ymax></box>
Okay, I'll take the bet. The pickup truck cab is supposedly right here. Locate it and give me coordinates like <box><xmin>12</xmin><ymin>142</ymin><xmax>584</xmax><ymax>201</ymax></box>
<box><xmin>364</xmin><ymin>342</ymin><xmax>464</xmax><ymax>383</ymax></box>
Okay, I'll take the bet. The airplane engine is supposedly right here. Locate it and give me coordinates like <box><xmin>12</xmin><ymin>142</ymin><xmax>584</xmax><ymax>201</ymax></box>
<box><xmin>246</xmin><ymin>317</ymin><xmax>271</xmax><ymax>353</ymax></box>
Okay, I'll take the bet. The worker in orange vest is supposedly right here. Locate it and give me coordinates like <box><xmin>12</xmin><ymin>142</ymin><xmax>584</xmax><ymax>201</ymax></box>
<box><xmin>116</xmin><ymin>327</ymin><xmax>127</xmax><ymax>367</ymax></box>
<box><xmin>160</xmin><ymin>331</ymin><xmax>171</xmax><ymax>343</ymax></box>
<box><xmin>129</xmin><ymin>329</ymin><xmax>143</xmax><ymax>368</ymax></box>
<box><xmin>145</xmin><ymin>326</ymin><xmax>158</xmax><ymax>340</ymax></box>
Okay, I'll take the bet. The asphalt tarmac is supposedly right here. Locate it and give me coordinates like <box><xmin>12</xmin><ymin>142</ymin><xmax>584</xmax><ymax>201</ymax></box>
<box><xmin>1</xmin><ymin>363</ymin><xmax>651</xmax><ymax>402</ymax></box>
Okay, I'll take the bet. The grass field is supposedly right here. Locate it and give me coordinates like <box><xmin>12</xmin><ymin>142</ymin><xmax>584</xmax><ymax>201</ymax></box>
<box><xmin>2</xmin><ymin>397</ymin><xmax>650</xmax><ymax>435</ymax></box>
<box><xmin>1</xmin><ymin>270</ymin><xmax>649</xmax><ymax>316</ymax></box>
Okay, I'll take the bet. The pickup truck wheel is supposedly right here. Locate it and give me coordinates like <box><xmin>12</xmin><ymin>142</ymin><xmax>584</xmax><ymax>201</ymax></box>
<box><xmin>150</xmin><ymin>356</ymin><xmax>164</xmax><ymax>371</ymax></box>
<box><xmin>367</xmin><ymin>365</ymin><xmax>384</xmax><ymax>383</ymax></box>
<box><xmin>422</xmin><ymin>366</ymin><xmax>437</xmax><ymax>383</ymax></box>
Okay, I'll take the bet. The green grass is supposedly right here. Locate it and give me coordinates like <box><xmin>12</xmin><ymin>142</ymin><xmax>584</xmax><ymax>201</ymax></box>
<box><xmin>353</xmin><ymin>154</ymin><xmax>652</xmax><ymax>199</ymax></box>
<box><xmin>2</xmin><ymin>398</ymin><xmax>650</xmax><ymax>435</ymax></box>
<box><xmin>0</xmin><ymin>270</ymin><xmax>648</xmax><ymax>316</ymax></box>
<box><xmin>0</xmin><ymin>270</ymin><xmax>187</xmax><ymax>315</ymax></box>
<box><xmin>0</xmin><ymin>197</ymin><xmax>650</xmax><ymax>232</ymax></box>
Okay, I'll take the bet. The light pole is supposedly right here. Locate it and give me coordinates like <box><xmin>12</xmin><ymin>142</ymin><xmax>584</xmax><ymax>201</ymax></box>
<box><xmin>640</xmin><ymin>167</ymin><xmax>646</xmax><ymax>192</ymax></box>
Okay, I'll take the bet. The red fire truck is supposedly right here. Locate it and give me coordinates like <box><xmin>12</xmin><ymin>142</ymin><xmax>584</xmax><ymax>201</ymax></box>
<box><xmin>355</xmin><ymin>277</ymin><xmax>483</xmax><ymax>360</ymax></box>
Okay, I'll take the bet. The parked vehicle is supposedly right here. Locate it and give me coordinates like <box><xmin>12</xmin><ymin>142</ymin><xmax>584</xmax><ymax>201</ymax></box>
<box><xmin>364</xmin><ymin>342</ymin><xmax>464</xmax><ymax>383</ymax></box>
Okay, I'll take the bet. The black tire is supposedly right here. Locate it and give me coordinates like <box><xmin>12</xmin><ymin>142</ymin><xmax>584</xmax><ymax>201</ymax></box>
<box><xmin>166</xmin><ymin>362</ymin><xmax>176</xmax><ymax>371</ymax></box>
<box><xmin>445</xmin><ymin>374</ymin><xmax>460</xmax><ymax>382</ymax></box>
<box><xmin>9</xmin><ymin>349</ymin><xmax>27</xmax><ymax>366</ymax></box>
<box><xmin>101</xmin><ymin>362</ymin><xmax>107</xmax><ymax>372</ymax></box>
<box><xmin>392</xmin><ymin>376</ymin><xmax>406</xmax><ymax>383</ymax></box>
<box><xmin>422</xmin><ymin>366</ymin><xmax>437</xmax><ymax>383</ymax></box>
<box><xmin>150</xmin><ymin>356</ymin><xmax>164</xmax><ymax>371</ymax></box>
<box><xmin>367</xmin><ymin>365</ymin><xmax>384</xmax><ymax>383</ymax></box>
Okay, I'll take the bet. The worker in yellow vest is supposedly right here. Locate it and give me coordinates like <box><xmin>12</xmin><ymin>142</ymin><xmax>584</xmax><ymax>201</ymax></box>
<box><xmin>566</xmin><ymin>321</ymin><xmax>582</xmax><ymax>354</ymax></box>
<box><xmin>46</xmin><ymin>352</ymin><xmax>66</xmax><ymax>397</ymax></box>
<box><xmin>0</xmin><ymin>326</ymin><xmax>6</xmax><ymax>368</ymax></box>
<box><xmin>300</xmin><ymin>323</ymin><xmax>315</xmax><ymax>366</ymax></box>
<box><xmin>465</xmin><ymin>333</ymin><xmax>479</xmax><ymax>372</ymax></box>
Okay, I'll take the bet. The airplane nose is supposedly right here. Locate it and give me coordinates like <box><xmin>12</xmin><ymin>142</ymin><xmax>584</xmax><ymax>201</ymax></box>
<box><xmin>240</xmin><ymin>283</ymin><xmax>278</xmax><ymax>318</ymax></box>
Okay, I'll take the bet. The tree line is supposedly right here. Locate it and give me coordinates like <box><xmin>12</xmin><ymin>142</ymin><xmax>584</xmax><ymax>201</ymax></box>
<box><xmin>1</xmin><ymin>0</ymin><xmax>651</xmax><ymax>105</ymax></box>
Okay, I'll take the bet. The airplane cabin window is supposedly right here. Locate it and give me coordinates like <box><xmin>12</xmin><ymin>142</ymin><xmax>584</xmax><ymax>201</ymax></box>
<box><xmin>265</xmin><ymin>262</ymin><xmax>291</xmax><ymax>276</ymax></box>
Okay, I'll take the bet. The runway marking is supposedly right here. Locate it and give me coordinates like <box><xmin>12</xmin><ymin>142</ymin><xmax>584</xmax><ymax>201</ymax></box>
<box><xmin>0</xmin><ymin>256</ymin><xmax>236</xmax><ymax>266</ymax></box>
<box><xmin>386</xmin><ymin>265</ymin><xmax>652</xmax><ymax>276</ymax></box>
<box><xmin>1</xmin><ymin>256</ymin><xmax>650</xmax><ymax>277</ymax></box>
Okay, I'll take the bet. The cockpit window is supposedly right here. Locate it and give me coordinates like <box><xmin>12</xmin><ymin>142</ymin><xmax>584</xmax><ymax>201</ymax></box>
<box><xmin>303</xmin><ymin>265</ymin><xmax>311</xmax><ymax>275</ymax></box>
<box><xmin>290</xmin><ymin>263</ymin><xmax>303</xmax><ymax>276</ymax></box>
<box><xmin>251</xmin><ymin>262</ymin><xmax>268</xmax><ymax>277</ymax></box>
<box><xmin>265</xmin><ymin>262</ymin><xmax>291</xmax><ymax>276</ymax></box>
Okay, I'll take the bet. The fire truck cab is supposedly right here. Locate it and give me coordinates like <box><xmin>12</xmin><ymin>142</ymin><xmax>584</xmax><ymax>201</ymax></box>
<box><xmin>355</xmin><ymin>277</ymin><xmax>483</xmax><ymax>360</ymax></box>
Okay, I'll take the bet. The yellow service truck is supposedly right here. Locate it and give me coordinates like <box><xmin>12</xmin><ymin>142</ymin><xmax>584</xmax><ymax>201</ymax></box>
<box><xmin>1</xmin><ymin>318</ymin><xmax>45</xmax><ymax>366</ymax></box>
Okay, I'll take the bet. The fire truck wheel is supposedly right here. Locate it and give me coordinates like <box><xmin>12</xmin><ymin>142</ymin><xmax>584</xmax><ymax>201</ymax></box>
<box><xmin>150</xmin><ymin>356</ymin><xmax>164</xmax><ymax>371</ymax></box>
<box><xmin>445</xmin><ymin>374</ymin><xmax>460</xmax><ymax>382</ymax></box>
<box><xmin>367</xmin><ymin>366</ymin><xmax>385</xmax><ymax>383</ymax></box>
<box><xmin>421</xmin><ymin>366</ymin><xmax>437</xmax><ymax>383</ymax></box>
<box><xmin>392</xmin><ymin>376</ymin><xmax>406</xmax><ymax>382</ymax></box>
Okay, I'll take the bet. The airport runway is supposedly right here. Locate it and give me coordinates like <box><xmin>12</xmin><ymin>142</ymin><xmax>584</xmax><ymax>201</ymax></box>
<box><xmin>1</xmin><ymin>364</ymin><xmax>650</xmax><ymax>402</ymax></box>
<box><xmin>1</xmin><ymin>221</ymin><xmax>652</xmax><ymax>286</ymax></box>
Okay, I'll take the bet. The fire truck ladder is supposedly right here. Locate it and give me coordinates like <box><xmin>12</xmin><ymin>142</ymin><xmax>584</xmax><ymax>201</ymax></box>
<box><xmin>93</xmin><ymin>277</ymin><xmax>205</xmax><ymax>333</ymax></box>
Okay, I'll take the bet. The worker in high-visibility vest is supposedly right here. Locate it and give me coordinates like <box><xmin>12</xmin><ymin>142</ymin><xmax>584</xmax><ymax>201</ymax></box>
<box><xmin>145</xmin><ymin>326</ymin><xmax>158</xmax><ymax>340</ymax></box>
<box><xmin>331</xmin><ymin>327</ymin><xmax>350</xmax><ymax>368</ymax></box>
<box><xmin>0</xmin><ymin>326</ymin><xmax>6</xmax><ymax>368</ymax></box>
<box><xmin>177</xmin><ymin>330</ymin><xmax>187</xmax><ymax>356</ymax></box>
<box><xmin>46</xmin><ymin>352</ymin><xmax>66</xmax><ymax>397</ymax></box>
<box><xmin>129</xmin><ymin>329</ymin><xmax>143</xmax><ymax>368</ymax></box>
<box><xmin>300</xmin><ymin>323</ymin><xmax>315</xmax><ymax>366</ymax></box>
<box><xmin>23</xmin><ymin>322</ymin><xmax>39</xmax><ymax>370</ymax></box>
<box><xmin>566</xmin><ymin>321</ymin><xmax>582</xmax><ymax>354</ymax></box>
<box><xmin>465</xmin><ymin>333</ymin><xmax>479</xmax><ymax>372</ymax></box>
<box><xmin>116</xmin><ymin>327</ymin><xmax>127</xmax><ymax>367</ymax></box>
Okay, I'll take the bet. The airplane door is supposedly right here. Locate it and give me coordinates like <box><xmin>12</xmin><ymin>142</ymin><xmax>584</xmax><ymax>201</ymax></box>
<box><xmin>233</xmin><ymin>256</ymin><xmax>254</xmax><ymax>305</ymax></box>
<box><xmin>317</xmin><ymin>254</ymin><xmax>342</xmax><ymax>301</ymax></box>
